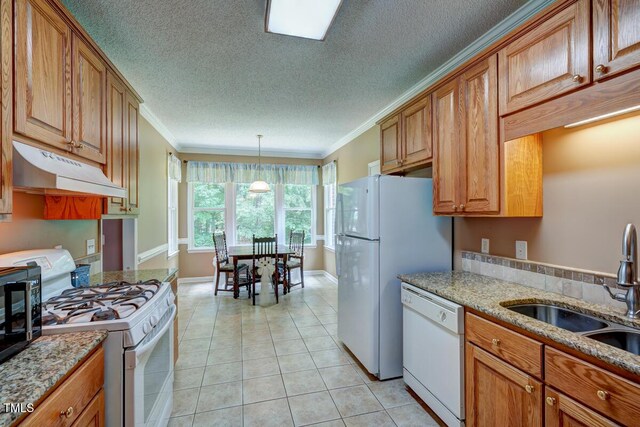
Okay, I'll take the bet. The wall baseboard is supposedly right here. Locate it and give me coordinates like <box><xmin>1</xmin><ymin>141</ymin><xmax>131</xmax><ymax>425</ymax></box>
<box><xmin>305</xmin><ymin>270</ymin><xmax>338</xmax><ymax>284</ymax></box>
<box><xmin>177</xmin><ymin>276</ymin><xmax>215</xmax><ymax>285</ymax></box>
<box><xmin>138</xmin><ymin>243</ymin><xmax>168</xmax><ymax>264</ymax></box>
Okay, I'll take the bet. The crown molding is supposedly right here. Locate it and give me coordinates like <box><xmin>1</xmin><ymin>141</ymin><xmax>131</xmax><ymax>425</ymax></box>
<box><xmin>320</xmin><ymin>0</ymin><xmax>556</xmax><ymax>159</ymax></box>
<box><xmin>178</xmin><ymin>144</ymin><xmax>324</xmax><ymax>159</ymax></box>
<box><xmin>139</xmin><ymin>104</ymin><xmax>181</xmax><ymax>152</ymax></box>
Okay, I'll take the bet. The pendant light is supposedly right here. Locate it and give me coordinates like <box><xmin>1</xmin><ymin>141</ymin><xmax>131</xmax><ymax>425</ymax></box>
<box><xmin>249</xmin><ymin>135</ymin><xmax>271</xmax><ymax>193</ymax></box>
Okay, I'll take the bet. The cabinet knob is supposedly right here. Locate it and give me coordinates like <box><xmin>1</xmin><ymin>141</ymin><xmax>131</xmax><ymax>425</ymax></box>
<box><xmin>524</xmin><ymin>384</ymin><xmax>534</xmax><ymax>394</ymax></box>
<box><xmin>491</xmin><ymin>338</ymin><xmax>501</xmax><ymax>346</ymax></box>
<box><xmin>459</xmin><ymin>204</ymin><xmax>465</xmax><ymax>211</ymax></box>
<box><xmin>546</xmin><ymin>396</ymin><xmax>556</xmax><ymax>406</ymax></box>
<box><xmin>60</xmin><ymin>406</ymin><xmax>74</xmax><ymax>418</ymax></box>
<box><xmin>597</xmin><ymin>390</ymin><xmax>609</xmax><ymax>401</ymax></box>
<box><xmin>595</xmin><ymin>64</ymin><xmax>607</xmax><ymax>74</ymax></box>
<box><xmin>572</xmin><ymin>74</ymin><xmax>582</xmax><ymax>83</ymax></box>
<box><xmin>452</xmin><ymin>205</ymin><xmax>457</xmax><ymax>211</ymax></box>
<box><xmin>76</xmin><ymin>143</ymin><xmax>85</xmax><ymax>150</ymax></box>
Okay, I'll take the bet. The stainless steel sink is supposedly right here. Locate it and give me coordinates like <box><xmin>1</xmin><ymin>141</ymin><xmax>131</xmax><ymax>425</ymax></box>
<box><xmin>506</xmin><ymin>303</ymin><xmax>609</xmax><ymax>333</ymax></box>
<box><xmin>583</xmin><ymin>330</ymin><xmax>640</xmax><ymax>356</ymax></box>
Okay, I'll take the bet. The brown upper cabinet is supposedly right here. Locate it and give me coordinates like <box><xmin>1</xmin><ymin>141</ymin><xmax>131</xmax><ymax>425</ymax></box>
<box><xmin>125</xmin><ymin>92</ymin><xmax>140</xmax><ymax>215</ymax></box>
<box><xmin>498</xmin><ymin>0</ymin><xmax>590</xmax><ymax>116</ymax></box>
<box><xmin>0</xmin><ymin>0</ymin><xmax>10</xmax><ymax>216</ymax></box>
<box><xmin>72</xmin><ymin>34</ymin><xmax>107</xmax><ymax>164</ymax></box>
<box><xmin>14</xmin><ymin>0</ymin><xmax>73</xmax><ymax>150</ymax></box>
<box><xmin>433</xmin><ymin>56</ymin><xmax>500</xmax><ymax>215</ymax></box>
<box><xmin>593</xmin><ymin>0</ymin><xmax>640</xmax><ymax>81</ymax></box>
<box><xmin>105</xmin><ymin>72</ymin><xmax>127</xmax><ymax>215</ymax></box>
<box><xmin>380</xmin><ymin>115</ymin><xmax>401</xmax><ymax>173</ymax></box>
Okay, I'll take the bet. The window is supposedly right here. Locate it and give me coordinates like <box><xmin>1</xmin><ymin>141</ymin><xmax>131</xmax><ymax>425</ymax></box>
<box><xmin>284</xmin><ymin>185</ymin><xmax>313</xmax><ymax>244</ymax></box>
<box><xmin>189</xmin><ymin>183</ymin><xmax>226</xmax><ymax>249</ymax></box>
<box><xmin>324</xmin><ymin>182</ymin><xmax>336</xmax><ymax>250</ymax></box>
<box><xmin>235</xmin><ymin>183</ymin><xmax>275</xmax><ymax>245</ymax></box>
<box><xmin>167</xmin><ymin>177</ymin><xmax>179</xmax><ymax>257</ymax></box>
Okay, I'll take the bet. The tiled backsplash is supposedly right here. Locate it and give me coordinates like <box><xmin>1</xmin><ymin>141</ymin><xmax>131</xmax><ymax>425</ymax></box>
<box><xmin>460</xmin><ymin>251</ymin><xmax>627</xmax><ymax>311</ymax></box>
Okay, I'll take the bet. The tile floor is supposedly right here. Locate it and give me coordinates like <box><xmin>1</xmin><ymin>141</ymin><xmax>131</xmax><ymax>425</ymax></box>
<box><xmin>170</xmin><ymin>275</ymin><xmax>440</xmax><ymax>427</ymax></box>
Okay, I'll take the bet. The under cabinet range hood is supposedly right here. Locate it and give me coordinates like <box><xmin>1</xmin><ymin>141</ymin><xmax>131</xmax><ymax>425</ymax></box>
<box><xmin>12</xmin><ymin>141</ymin><xmax>127</xmax><ymax>198</ymax></box>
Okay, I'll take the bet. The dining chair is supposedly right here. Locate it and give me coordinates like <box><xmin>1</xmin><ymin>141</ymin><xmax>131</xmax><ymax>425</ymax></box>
<box><xmin>251</xmin><ymin>234</ymin><xmax>279</xmax><ymax>305</ymax></box>
<box><xmin>284</xmin><ymin>230</ymin><xmax>305</xmax><ymax>290</ymax></box>
<box><xmin>212</xmin><ymin>231</ymin><xmax>250</xmax><ymax>296</ymax></box>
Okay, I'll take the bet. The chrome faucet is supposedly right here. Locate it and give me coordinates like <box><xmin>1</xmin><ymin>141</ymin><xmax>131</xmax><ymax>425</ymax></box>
<box><xmin>604</xmin><ymin>223</ymin><xmax>640</xmax><ymax>318</ymax></box>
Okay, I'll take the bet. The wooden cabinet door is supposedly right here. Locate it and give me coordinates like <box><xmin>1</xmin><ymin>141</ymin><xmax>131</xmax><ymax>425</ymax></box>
<box><xmin>72</xmin><ymin>35</ymin><xmax>106</xmax><ymax>164</ymax></box>
<box><xmin>125</xmin><ymin>92</ymin><xmax>139</xmax><ymax>215</ymax></box>
<box><xmin>15</xmin><ymin>0</ymin><xmax>72</xmax><ymax>149</ymax></box>
<box><xmin>0</xmin><ymin>0</ymin><xmax>10</xmax><ymax>216</ymax></box>
<box><xmin>498</xmin><ymin>0</ymin><xmax>590</xmax><ymax>115</ymax></box>
<box><xmin>105</xmin><ymin>72</ymin><xmax>127</xmax><ymax>215</ymax></box>
<box><xmin>459</xmin><ymin>55</ymin><xmax>499</xmax><ymax>214</ymax></box>
<box><xmin>545</xmin><ymin>388</ymin><xmax>618</xmax><ymax>427</ymax></box>
<box><xmin>432</xmin><ymin>79</ymin><xmax>461</xmax><ymax>214</ymax></box>
<box><xmin>71</xmin><ymin>390</ymin><xmax>104</xmax><ymax>427</ymax></box>
<box><xmin>401</xmin><ymin>96</ymin><xmax>432</xmax><ymax>166</ymax></box>
<box><xmin>593</xmin><ymin>0</ymin><xmax>640</xmax><ymax>81</ymax></box>
<box><xmin>466</xmin><ymin>343</ymin><xmax>542</xmax><ymax>427</ymax></box>
<box><xmin>380</xmin><ymin>115</ymin><xmax>401</xmax><ymax>173</ymax></box>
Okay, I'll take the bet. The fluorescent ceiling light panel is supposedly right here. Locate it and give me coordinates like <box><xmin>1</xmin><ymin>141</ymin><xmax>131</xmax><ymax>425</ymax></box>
<box><xmin>564</xmin><ymin>105</ymin><xmax>640</xmax><ymax>128</ymax></box>
<box><xmin>266</xmin><ymin>0</ymin><xmax>342</xmax><ymax>41</ymax></box>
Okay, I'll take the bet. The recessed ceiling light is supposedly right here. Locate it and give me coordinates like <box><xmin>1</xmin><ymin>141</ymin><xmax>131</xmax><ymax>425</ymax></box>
<box><xmin>265</xmin><ymin>0</ymin><xmax>342</xmax><ymax>41</ymax></box>
<box><xmin>564</xmin><ymin>105</ymin><xmax>640</xmax><ymax>128</ymax></box>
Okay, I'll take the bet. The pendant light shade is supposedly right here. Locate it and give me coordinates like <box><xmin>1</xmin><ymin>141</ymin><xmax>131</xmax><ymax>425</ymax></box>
<box><xmin>249</xmin><ymin>135</ymin><xmax>271</xmax><ymax>193</ymax></box>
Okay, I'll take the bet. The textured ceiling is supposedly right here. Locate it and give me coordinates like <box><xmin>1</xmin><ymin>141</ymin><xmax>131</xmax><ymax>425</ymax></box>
<box><xmin>62</xmin><ymin>0</ymin><xmax>527</xmax><ymax>157</ymax></box>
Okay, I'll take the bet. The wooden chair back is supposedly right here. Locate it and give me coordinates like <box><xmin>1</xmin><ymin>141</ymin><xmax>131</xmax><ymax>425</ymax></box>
<box><xmin>252</xmin><ymin>235</ymin><xmax>278</xmax><ymax>260</ymax></box>
<box><xmin>289</xmin><ymin>230</ymin><xmax>305</xmax><ymax>258</ymax></box>
<box><xmin>212</xmin><ymin>231</ymin><xmax>229</xmax><ymax>265</ymax></box>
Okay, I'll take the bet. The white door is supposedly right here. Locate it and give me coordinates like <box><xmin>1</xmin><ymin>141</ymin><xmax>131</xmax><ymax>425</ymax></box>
<box><xmin>337</xmin><ymin>235</ymin><xmax>380</xmax><ymax>375</ymax></box>
<box><xmin>337</xmin><ymin>176</ymin><xmax>378</xmax><ymax>240</ymax></box>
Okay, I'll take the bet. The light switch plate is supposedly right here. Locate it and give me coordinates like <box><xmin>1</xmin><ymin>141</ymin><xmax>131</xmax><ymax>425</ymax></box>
<box><xmin>516</xmin><ymin>240</ymin><xmax>528</xmax><ymax>260</ymax></box>
<box><xmin>86</xmin><ymin>239</ymin><xmax>96</xmax><ymax>255</ymax></box>
<box><xmin>481</xmin><ymin>238</ymin><xmax>490</xmax><ymax>254</ymax></box>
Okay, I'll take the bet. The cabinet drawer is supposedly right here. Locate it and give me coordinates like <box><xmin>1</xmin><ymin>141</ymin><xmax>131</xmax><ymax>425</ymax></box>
<box><xmin>465</xmin><ymin>313</ymin><xmax>542</xmax><ymax>377</ymax></box>
<box><xmin>545</xmin><ymin>347</ymin><xmax>640</xmax><ymax>426</ymax></box>
<box><xmin>22</xmin><ymin>347</ymin><xmax>104</xmax><ymax>427</ymax></box>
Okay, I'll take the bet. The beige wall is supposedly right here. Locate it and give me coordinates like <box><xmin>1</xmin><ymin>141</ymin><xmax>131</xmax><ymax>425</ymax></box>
<box><xmin>455</xmin><ymin>111</ymin><xmax>640</xmax><ymax>274</ymax></box>
<box><xmin>322</xmin><ymin>125</ymin><xmax>381</xmax><ymax>276</ymax></box>
<box><xmin>177</xmin><ymin>153</ymin><xmax>323</xmax><ymax>278</ymax></box>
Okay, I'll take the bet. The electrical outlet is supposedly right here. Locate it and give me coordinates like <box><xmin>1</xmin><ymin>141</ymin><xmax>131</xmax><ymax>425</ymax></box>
<box><xmin>516</xmin><ymin>240</ymin><xmax>528</xmax><ymax>260</ymax></box>
<box><xmin>86</xmin><ymin>239</ymin><xmax>96</xmax><ymax>255</ymax></box>
<box><xmin>481</xmin><ymin>238</ymin><xmax>490</xmax><ymax>254</ymax></box>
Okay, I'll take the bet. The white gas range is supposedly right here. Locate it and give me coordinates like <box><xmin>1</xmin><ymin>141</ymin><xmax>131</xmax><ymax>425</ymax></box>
<box><xmin>0</xmin><ymin>249</ymin><xmax>175</xmax><ymax>427</ymax></box>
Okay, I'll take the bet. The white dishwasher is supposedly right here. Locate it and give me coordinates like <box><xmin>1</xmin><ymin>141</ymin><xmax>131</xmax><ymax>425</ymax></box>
<box><xmin>401</xmin><ymin>283</ymin><xmax>465</xmax><ymax>427</ymax></box>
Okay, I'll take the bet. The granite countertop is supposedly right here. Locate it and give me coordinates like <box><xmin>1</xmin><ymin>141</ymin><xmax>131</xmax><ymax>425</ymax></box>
<box><xmin>399</xmin><ymin>271</ymin><xmax>640</xmax><ymax>376</ymax></box>
<box><xmin>0</xmin><ymin>331</ymin><xmax>108</xmax><ymax>426</ymax></box>
<box><xmin>89</xmin><ymin>267</ymin><xmax>178</xmax><ymax>286</ymax></box>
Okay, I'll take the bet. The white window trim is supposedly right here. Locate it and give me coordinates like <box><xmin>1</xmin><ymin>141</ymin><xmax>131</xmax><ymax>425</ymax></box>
<box><xmin>323</xmin><ymin>182</ymin><xmax>336</xmax><ymax>250</ymax></box>
<box><xmin>167</xmin><ymin>175</ymin><xmax>179</xmax><ymax>258</ymax></box>
<box><xmin>187</xmin><ymin>182</ymin><xmax>227</xmax><ymax>251</ymax></box>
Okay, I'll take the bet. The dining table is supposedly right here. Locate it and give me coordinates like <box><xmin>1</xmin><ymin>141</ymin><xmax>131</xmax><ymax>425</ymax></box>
<box><xmin>228</xmin><ymin>245</ymin><xmax>296</xmax><ymax>299</ymax></box>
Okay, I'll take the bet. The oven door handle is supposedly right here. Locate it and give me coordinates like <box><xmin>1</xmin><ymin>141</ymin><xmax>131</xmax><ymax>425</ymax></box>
<box><xmin>125</xmin><ymin>304</ymin><xmax>176</xmax><ymax>368</ymax></box>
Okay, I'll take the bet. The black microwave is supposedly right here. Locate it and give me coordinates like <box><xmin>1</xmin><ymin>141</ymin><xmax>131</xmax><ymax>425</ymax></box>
<box><xmin>0</xmin><ymin>265</ymin><xmax>42</xmax><ymax>363</ymax></box>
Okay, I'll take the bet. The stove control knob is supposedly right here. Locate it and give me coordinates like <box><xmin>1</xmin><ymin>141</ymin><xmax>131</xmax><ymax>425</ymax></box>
<box><xmin>166</xmin><ymin>298</ymin><xmax>171</xmax><ymax>306</ymax></box>
<box><xmin>143</xmin><ymin>322</ymin><xmax>151</xmax><ymax>334</ymax></box>
<box><xmin>150</xmin><ymin>315</ymin><xmax>159</xmax><ymax>325</ymax></box>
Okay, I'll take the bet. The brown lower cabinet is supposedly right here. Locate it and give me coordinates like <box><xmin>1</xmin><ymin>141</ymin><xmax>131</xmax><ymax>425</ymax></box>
<box><xmin>19</xmin><ymin>345</ymin><xmax>104</xmax><ymax>426</ymax></box>
<box><xmin>465</xmin><ymin>312</ymin><xmax>640</xmax><ymax>427</ymax></box>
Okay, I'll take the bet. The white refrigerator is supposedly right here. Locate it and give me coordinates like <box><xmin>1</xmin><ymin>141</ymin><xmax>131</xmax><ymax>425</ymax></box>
<box><xmin>336</xmin><ymin>175</ymin><xmax>452</xmax><ymax>379</ymax></box>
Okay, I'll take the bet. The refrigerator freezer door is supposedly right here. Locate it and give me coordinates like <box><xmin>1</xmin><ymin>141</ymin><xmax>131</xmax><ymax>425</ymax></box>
<box><xmin>337</xmin><ymin>235</ymin><xmax>380</xmax><ymax>376</ymax></box>
<box><xmin>336</xmin><ymin>176</ymin><xmax>379</xmax><ymax>240</ymax></box>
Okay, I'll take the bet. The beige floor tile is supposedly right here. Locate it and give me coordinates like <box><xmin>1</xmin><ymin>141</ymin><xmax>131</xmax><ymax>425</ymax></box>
<box><xmin>282</xmin><ymin>369</ymin><xmax>327</xmax><ymax>396</ymax></box>
<box><xmin>343</xmin><ymin>411</ymin><xmax>395</xmax><ymax>427</ymax></box>
<box><xmin>171</xmin><ymin>388</ymin><xmax>200</xmax><ymax>417</ymax></box>
<box><xmin>271</xmin><ymin>328</ymin><xmax>302</xmax><ymax>341</ymax></box>
<box><xmin>174</xmin><ymin>367</ymin><xmax>205</xmax><ymax>390</ymax></box>
<box><xmin>288</xmin><ymin>391</ymin><xmax>341</xmax><ymax>426</ymax></box>
<box><xmin>367</xmin><ymin>379</ymin><xmax>416</xmax><ymax>409</ymax></box>
<box><xmin>243</xmin><ymin>374</ymin><xmax>287</xmax><ymax>404</ymax></box>
<box><xmin>277</xmin><ymin>353</ymin><xmax>316</xmax><ymax>373</ymax></box>
<box><xmin>243</xmin><ymin>356</ymin><xmax>281</xmax><ymax>379</ymax></box>
<box><xmin>196</xmin><ymin>382</ymin><xmax>242</xmax><ymax>413</ymax></box>
<box><xmin>351</xmin><ymin>363</ymin><xmax>377</xmax><ymax>384</ymax></box>
<box><xmin>387</xmin><ymin>403</ymin><xmax>439</xmax><ymax>426</ymax></box>
<box><xmin>274</xmin><ymin>338</ymin><xmax>308</xmax><ymax>356</ymax></box>
<box><xmin>310</xmin><ymin>349</ymin><xmax>351</xmax><ymax>369</ymax></box>
<box><xmin>210</xmin><ymin>336</ymin><xmax>241</xmax><ymax>350</ymax></box>
<box><xmin>193</xmin><ymin>406</ymin><xmax>242</xmax><ymax>427</ymax></box>
<box><xmin>298</xmin><ymin>325</ymin><xmax>329</xmax><ymax>338</ymax></box>
<box><xmin>292</xmin><ymin>315</ymin><xmax>321</xmax><ymax>328</ymax></box>
<box><xmin>311</xmin><ymin>421</ymin><xmax>345</xmax><ymax>427</ymax></box>
<box><xmin>243</xmin><ymin>398</ymin><xmax>294</xmax><ymax>427</ymax></box>
<box><xmin>202</xmin><ymin>362</ymin><xmax>243</xmax><ymax>386</ymax></box>
<box><xmin>318</xmin><ymin>365</ymin><xmax>363</xmax><ymax>389</ymax></box>
<box><xmin>330</xmin><ymin>385</ymin><xmax>383</xmax><ymax>418</ymax></box>
<box><xmin>323</xmin><ymin>324</ymin><xmax>338</xmax><ymax>336</ymax></box>
<box><xmin>243</xmin><ymin>342</ymin><xmax>276</xmax><ymax>360</ymax></box>
<box><xmin>316</xmin><ymin>314</ymin><xmax>338</xmax><ymax>325</ymax></box>
<box><xmin>176</xmin><ymin>351</ymin><xmax>209</xmax><ymax>370</ymax></box>
<box><xmin>303</xmin><ymin>336</ymin><xmax>339</xmax><ymax>352</ymax></box>
<box><xmin>167</xmin><ymin>414</ymin><xmax>195</xmax><ymax>427</ymax></box>
<box><xmin>179</xmin><ymin>338</ymin><xmax>211</xmax><ymax>353</ymax></box>
<box><xmin>207</xmin><ymin>346</ymin><xmax>242</xmax><ymax>365</ymax></box>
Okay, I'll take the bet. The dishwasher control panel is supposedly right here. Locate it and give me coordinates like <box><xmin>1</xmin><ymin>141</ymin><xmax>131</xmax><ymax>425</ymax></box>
<box><xmin>401</xmin><ymin>283</ymin><xmax>464</xmax><ymax>334</ymax></box>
